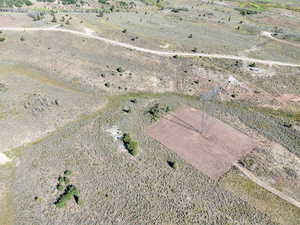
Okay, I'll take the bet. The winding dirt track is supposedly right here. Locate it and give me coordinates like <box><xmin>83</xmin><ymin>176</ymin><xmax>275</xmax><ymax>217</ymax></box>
<box><xmin>261</xmin><ymin>31</ymin><xmax>300</xmax><ymax>48</ymax></box>
<box><xmin>234</xmin><ymin>163</ymin><xmax>300</xmax><ymax>209</ymax></box>
<box><xmin>1</xmin><ymin>25</ymin><xmax>300</xmax><ymax>68</ymax></box>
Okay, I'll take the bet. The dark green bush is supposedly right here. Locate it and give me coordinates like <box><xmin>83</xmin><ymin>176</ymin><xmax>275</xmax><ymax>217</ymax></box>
<box><xmin>57</xmin><ymin>184</ymin><xmax>64</xmax><ymax>191</ymax></box>
<box><xmin>168</xmin><ymin>161</ymin><xmax>178</xmax><ymax>169</ymax></box>
<box><xmin>64</xmin><ymin>170</ymin><xmax>72</xmax><ymax>176</ymax></box>
<box><xmin>0</xmin><ymin>37</ymin><xmax>5</xmax><ymax>42</ymax></box>
<box><xmin>14</xmin><ymin>0</ymin><xmax>23</xmax><ymax>7</ymax></box>
<box><xmin>58</xmin><ymin>176</ymin><xmax>64</xmax><ymax>184</ymax></box>
<box><xmin>61</xmin><ymin>0</ymin><xmax>76</xmax><ymax>5</ymax></box>
<box><xmin>54</xmin><ymin>185</ymin><xmax>80</xmax><ymax>208</ymax></box>
<box><xmin>283</xmin><ymin>167</ymin><xmax>297</xmax><ymax>179</ymax></box>
<box><xmin>117</xmin><ymin>67</ymin><xmax>124</xmax><ymax>72</ymax></box>
<box><xmin>146</xmin><ymin>103</ymin><xmax>171</xmax><ymax>121</ymax></box>
<box><xmin>24</xmin><ymin>0</ymin><xmax>32</xmax><ymax>6</ymax></box>
<box><xmin>63</xmin><ymin>177</ymin><xmax>70</xmax><ymax>184</ymax></box>
<box><xmin>122</xmin><ymin>133</ymin><xmax>139</xmax><ymax>156</ymax></box>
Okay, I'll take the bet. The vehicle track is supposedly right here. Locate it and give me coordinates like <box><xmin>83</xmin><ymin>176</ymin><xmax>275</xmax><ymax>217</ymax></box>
<box><xmin>261</xmin><ymin>31</ymin><xmax>300</xmax><ymax>48</ymax></box>
<box><xmin>1</xmin><ymin>26</ymin><xmax>300</xmax><ymax>68</ymax></box>
<box><xmin>234</xmin><ymin>163</ymin><xmax>300</xmax><ymax>209</ymax></box>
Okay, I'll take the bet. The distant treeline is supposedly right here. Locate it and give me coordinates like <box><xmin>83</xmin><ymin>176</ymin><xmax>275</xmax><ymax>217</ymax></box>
<box><xmin>0</xmin><ymin>7</ymin><xmax>103</xmax><ymax>13</ymax></box>
<box><xmin>0</xmin><ymin>0</ymin><xmax>32</xmax><ymax>8</ymax></box>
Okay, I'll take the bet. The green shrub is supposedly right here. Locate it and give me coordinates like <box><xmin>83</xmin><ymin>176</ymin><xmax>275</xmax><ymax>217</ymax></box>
<box><xmin>168</xmin><ymin>161</ymin><xmax>178</xmax><ymax>169</ymax></box>
<box><xmin>295</xmin><ymin>112</ymin><xmax>300</xmax><ymax>121</ymax></box>
<box><xmin>58</xmin><ymin>176</ymin><xmax>64</xmax><ymax>184</ymax></box>
<box><xmin>61</xmin><ymin>0</ymin><xmax>76</xmax><ymax>5</ymax></box>
<box><xmin>128</xmin><ymin>146</ymin><xmax>138</xmax><ymax>156</ymax></box>
<box><xmin>117</xmin><ymin>67</ymin><xmax>124</xmax><ymax>72</ymax></box>
<box><xmin>14</xmin><ymin>0</ymin><xmax>24</xmax><ymax>7</ymax></box>
<box><xmin>57</xmin><ymin>184</ymin><xmax>64</xmax><ymax>191</ymax></box>
<box><xmin>122</xmin><ymin>133</ymin><xmax>131</xmax><ymax>143</ymax></box>
<box><xmin>146</xmin><ymin>103</ymin><xmax>171</xmax><ymax>121</ymax></box>
<box><xmin>24</xmin><ymin>0</ymin><xmax>33</xmax><ymax>6</ymax></box>
<box><xmin>55</xmin><ymin>200</ymin><xmax>66</xmax><ymax>208</ymax></box>
<box><xmin>54</xmin><ymin>185</ymin><xmax>80</xmax><ymax>208</ymax></box>
<box><xmin>122</xmin><ymin>133</ymin><xmax>139</xmax><ymax>156</ymax></box>
<box><xmin>64</xmin><ymin>170</ymin><xmax>72</xmax><ymax>176</ymax></box>
<box><xmin>0</xmin><ymin>37</ymin><xmax>5</xmax><ymax>42</ymax></box>
<box><xmin>67</xmin><ymin>184</ymin><xmax>79</xmax><ymax>195</ymax></box>
<box><xmin>96</xmin><ymin>11</ymin><xmax>104</xmax><ymax>17</ymax></box>
<box><xmin>51</xmin><ymin>15</ymin><xmax>57</xmax><ymax>23</ymax></box>
<box><xmin>63</xmin><ymin>177</ymin><xmax>70</xmax><ymax>184</ymax></box>
<box><xmin>235</xmin><ymin>7</ymin><xmax>258</xmax><ymax>15</ymax></box>
<box><xmin>283</xmin><ymin>167</ymin><xmax>297</xmax><ymax>179</ymax></box>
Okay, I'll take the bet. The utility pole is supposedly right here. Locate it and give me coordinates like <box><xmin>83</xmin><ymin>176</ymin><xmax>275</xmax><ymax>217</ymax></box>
<box><xmin>200</xmin><ymin>80</ymin><xmax>231</xmax><ymax>134</ymax></box>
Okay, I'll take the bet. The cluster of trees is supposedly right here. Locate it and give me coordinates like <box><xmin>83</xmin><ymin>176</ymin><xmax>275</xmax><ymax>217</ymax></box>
<box><xmin>36</xmin><ymin>0</ymin><xmax>55</xmax><ymax>2</ymax></box>
<box><xmin>54</xmin><ymin>170</ymin><xmax>82</xmax><ymax>208</ymax></box>
<box><xmin>61</xmin><ymin>0</ymin><xmax>76</xmax><ymax>5</ymax></box>
<box><xmin>0</xmin><ymin>0</ymin><xmax>32</xmax><ymax>8</ymax></box>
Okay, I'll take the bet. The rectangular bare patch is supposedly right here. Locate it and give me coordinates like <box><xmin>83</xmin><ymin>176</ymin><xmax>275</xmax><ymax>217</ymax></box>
<box><xmin>147</xmin><ymin>107</ymin><xmax>255</xmax><ymax>179</ymax></box>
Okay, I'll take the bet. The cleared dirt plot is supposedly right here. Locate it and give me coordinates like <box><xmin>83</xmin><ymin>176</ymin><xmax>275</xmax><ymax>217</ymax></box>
<box><xmin>0</xmin><ymin>64</ymin><xmax>105</xmax><ymax>153</ymax></box>
<box><xmin>148</xmin><ymin>107</ymin><xmax>255</xmax><ymax>179</ymax></box>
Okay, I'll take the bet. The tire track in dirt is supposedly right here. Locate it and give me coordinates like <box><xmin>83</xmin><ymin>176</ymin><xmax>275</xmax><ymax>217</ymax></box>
<box><xmin>1</xmin><ymin>26</ymin><xmax>300</xmax><ymax>68</ymax></box>
<box><xmin>234</xmin><ymin>162</ymin><xmax>300</xmax><ymax>209</ymax></box>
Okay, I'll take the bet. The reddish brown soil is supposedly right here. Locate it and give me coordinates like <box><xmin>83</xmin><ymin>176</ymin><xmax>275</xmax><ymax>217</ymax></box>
<box><xmin>147</xmin><ymin>107</ymin><xmax>255</xmax><ymax>179</ymax></box>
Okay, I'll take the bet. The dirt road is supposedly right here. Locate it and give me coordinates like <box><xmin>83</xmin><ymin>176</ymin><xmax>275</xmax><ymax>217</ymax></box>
<box><xmin>234</xmin><ymin>163</ymin><xmax>300</xmax><ymax>209</ymax></box>
<box><xmin>1</xmin><ymin>26</ymin><xmax>300</xmax><ymax>68</ymax></box>
<box><xmin>261</xmin><ymin>31</ymin><xmax>300</xmax><ymax>48</ymax></box>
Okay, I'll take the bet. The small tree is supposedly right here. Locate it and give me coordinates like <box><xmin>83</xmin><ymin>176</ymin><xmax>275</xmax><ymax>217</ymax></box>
<box><xmin>96</xmin><ymin>11</ymin><xmax>104</xmax><ymax>17</ymax></box>
<box><xmin>168</xmin><ymin>161</ymin><xmax>178</xmax><ymax>169</ymax></box>
<box><xmin>63</xmin><ymin>177</ymin><xmax>70</xmax><ymax>184</ymax></box>
<box><xmin>57</xmin><ymin>184</ymin><xmax>64</xmax><ymax>191</ymax></box>
<box><xmin>64</xmin><ymin>170</ymin><xmax>72</xmax><ymax>176</ymax></box>
<box><xmin>122</xmin><ymin>133</ymin><xmax>139</xmax><ymax>156</ymax></box>
<box><xmin>52</xmin><ymin>15</ymin><xmax>57</xmax><ymax>23</ymax></box>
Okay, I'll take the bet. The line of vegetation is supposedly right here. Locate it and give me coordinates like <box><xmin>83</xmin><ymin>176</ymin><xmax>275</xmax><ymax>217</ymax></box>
<box><xmin>0</xmin><ymin>0</ymin><xmax>32</xmax><ymax>7</ymax></box>
<box><xmin>235</xmin><ymin>1</ymin><xmax>300</xmax><ymax>14</ymax></box>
